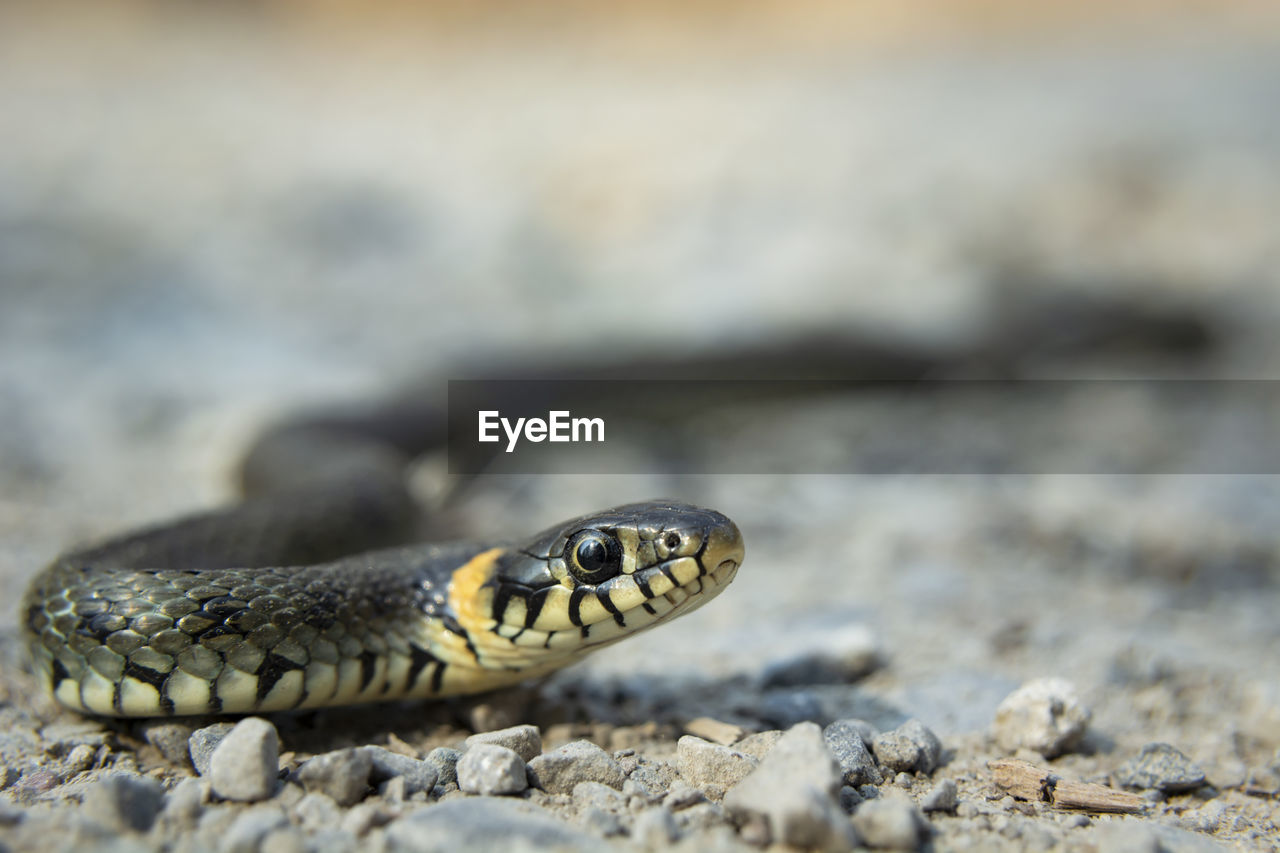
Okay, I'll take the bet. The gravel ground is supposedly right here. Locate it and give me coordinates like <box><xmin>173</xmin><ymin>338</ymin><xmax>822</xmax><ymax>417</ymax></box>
<box><xmin>2</xmin><ymin>3</ymin><xmax>1280</xmax><ymax>851</ymax></box>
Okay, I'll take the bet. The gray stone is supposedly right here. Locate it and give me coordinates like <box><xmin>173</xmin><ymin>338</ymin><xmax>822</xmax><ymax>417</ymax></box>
<box><xmin>340</xmin><ymin>801</ymin><xmax>394</xmax><ymax>837</ymax></box>
<box><xmin>456</xmin><ymin>743</ymin><xmax>528</xmax><ymax>796</ymax></box>
<box><xmin>219</xmin><ymin>806</ymin><xmax>287</xmax><ymax>853</ymax></box>
<box><xmin>295</xmin><ymin>748</ymin><xmax>373</xmax><ymax>807</ymax></box>
<box><xmin>736</xmin><ymin>730</ymin><xmax>784</xmax><ymax>760</ymax></box>
<box><xmin>580</xmin><ymin>805</ymin><xmax>624</xmax><ymax>837</ymax></box>
<box><xmin>673</xmin><ymin>801</ymin><xmax>730</xmax><ymax>835</ymax></box>
<box><xmin>839</xmin><ymin>786</ymin><xmax>862</xmax><ymax>812</ymax></box>
<box><xmin>527</xmin><ymin>740</ymin><xmax>625</xmax><ymax>794</ymax></box>
<box><xmin>384</xmin><ymin>797</ymin><xmax>599</xmax><ymax>853</ymax></box>
<box><xmin>140</xmin><ymin>720</ymin><xmax>196</xmax><ymax>767</ymax></box>
<box><xmin>208</xmin><ymin>718</ymin><xmax>279</xmax><ymax>803</ymax></box>
<box><xmin>920</xmin><ymin>778</ymin><xmax>958</xmax><ymax>812</ymax></box>
<box><xmin>757</xmin><ymin>690</ymin><xmax>824</xmax><ymax>728</ymax></box>
<box><xmin>872</xmin><ymin>719</ymin><xmax>942</xmax><ymax>775</ymax></box>
<box><xmin>464</xmin><ymin>724</ymin><xmax>542</xmax><ymax>762</ymax></box>
<box><xmin>189</xmin><ymin>722</ymin><xmax>237</xmax><ymax>777</ymax></box>
<box><xmin>664</xmin><ymin>781</ymin><xmax>707</xmax><ymax>811</ymax></box>
<box><xmin>81</xmin><ymin>773</ymin><xmax>165</xmax><ymax>832</ymax></box>
<box><xmin>850</xmin><ymin>796</ymin><xmax>928</xmax><ymax>850</ymax></box>
<box><xmin>675</xmin><ymin>735</ymin><xmax>759</xmax><ymax>790</ymax></box>
<box><xmin>823</xmin><ymin>720</ymin><xmax>883</xmax><ymax>786</ymax></box>
<box><xmin>632</xmin><ymin>806</ymin><xmax>680</xmax><ymax>846</ymax></box>
<box><xmin>423</xmin><ymin>747</ymin><xmax>462</xmax><ymax>787</ymax></box>
<box><xmin>380</xmin><ymin>775</ymin><xmax>408</xmax><ymax>803</ymax></box>
<box><xmin>307</xmin><ymin>829</ymin><xmax>360</xmax><ymax>853</ymax></box>
<box><xmin>159</xmin><ymin>777</ymin><xmax>208</xmax><ymax>826</ymax></box>
<box><xmin>992</xmin><ymin>678</ymin><xmax>1091</xmax><ymax>758</ymax></box>
<box><xmin>360</xmin><ymin>746</ymin><xmax>438</xmax><ymax>795</ymax></box>
<box><xmin>260</xmin><ymin>827</ymin><xmax>307</xmax><ymax>853</ymax></box>
<box><xmin>1115</xmin><ymin>743</ymin><xmax>1207</xmax><ymax>792</ymax></box>
<box><xmin>572</xmin><ymin>780</ymin><xmax>625</xmax><ymax>813</ymax></box>
<box><xmin>628</xmin><ymin>760</ymin><xmax>673</xmax><ymax>800</ymax></box>
<box><xmin>723</xmin><ymin>722</ymin><xmax>855</xmax><ymax>851</ymax></box>
<box><xmin>64</xmin><ymin>743</ymin><xmax>98</xmax><ymax>774</ymax></box>
<box><xmin>293</xmin><ymin>792</ymin><xmax>342</xmax><ymax>831</ymax></box>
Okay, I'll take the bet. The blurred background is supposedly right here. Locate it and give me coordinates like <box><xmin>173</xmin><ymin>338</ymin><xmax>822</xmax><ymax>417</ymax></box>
<box><xmin>2</xmin><ymin>0</ymin><xmax>1279</xmax><ymax>795</ymax></box>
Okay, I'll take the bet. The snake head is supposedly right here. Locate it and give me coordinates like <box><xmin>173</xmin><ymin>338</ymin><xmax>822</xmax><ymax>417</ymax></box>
<box><xmin>460</xmin><ymin>501</ymin><xmax>744</xmax><ymax>670</ymax></box>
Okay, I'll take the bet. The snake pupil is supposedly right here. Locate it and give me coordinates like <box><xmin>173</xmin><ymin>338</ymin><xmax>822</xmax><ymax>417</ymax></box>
<box><xmin>567</xmin><ymin>530</ymin><xmax>622</xmax><ymax>584</ymax></box>
<box><xmin>577</xmin><ymin>539</ymin><xmax>608</xmax><ymax>572</ymax></box>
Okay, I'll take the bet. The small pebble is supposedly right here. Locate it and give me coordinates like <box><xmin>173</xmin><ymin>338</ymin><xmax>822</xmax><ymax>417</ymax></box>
<box><xmin>81</xmin><ymin>773</ymin><xmax>165</xmax><ymax>832</ymax></box>
<box><xmin>664</xmin><ymin>781</ymin><xmax>707</xmax><ymax>811</ymax></box>
<box><xmin>456</xmin><ymin>744</ymin><xmax>528</xmax><ymax>796</ymax></box>
<box><xmin>675</xmin><ymin>735</ymin><xmax>758</xmax><ymax>789</ymax></box>
<box><xmin>850</xmin><ymin>796</ymin><xmax>928</xmax><ymax>850</ymax></box>
<box><xmin>296</xmin><ymin>748</ymin><xmax>373</xmax><ymax>807</ymax></box>
<box><xmin>293</xmin><ymin>792</ymin><xmax>342</xmax><ymax>831</ymax></box>
<box><xmin>160</xmin><ymin>777</ymin><xmax>207</xmax><ymax>826</ymax></box>
<box><xmin>423</xmin><ymin>747</ymin><xmax>461</xmax><ymax>787</ymax></box>
<box><xmin>220</xmin><ymin>806</ymin><xmax>287</xmax><ymax>853</ymax></box>
<box><xmin>464</xmin><ymin>724</ymin><xmax>542</xmax><ymax>762</ymax></box>
<box><xmin>64</xmin><ymin>743</ymin><xmax>98</xmax><ymax>774</ymax></box>
<box><xmin>140</xmin><ymin>720</ymin><xmax>197</xmax><ymax>767</ymax></box>
<box><xmin>339</xmin><ymin>801</ymin><xmax>393</xmax><ymax>837</ymax></box>
<box><xmin>580</xmin><ymin>805</ymin><xmax>625</xmax><ymax>837</ymax></box>
<box><xmin>573</xmin><ymin>780</ymin><xmax>625</xmax><ymax>813</ymax></box>
<box><xmin>527</xmin><ymin>740</ymin><xmax>625</xmax><ymax>794</ymax></box>
<box><xmin>824</xmin><ymin>719</ymin><xmax>883</xmax><ymax>786</ymax></box>
<box><xmin>208</xmin><ymin>718</ymin><xmax>279</xmax><ymax>803</ymax></box>
<box><xmin>628</xmin><ymin>760</ymin><xmax>673</xmax><ymax>800</ymax></box>
<box><xmin>872</xmin><ymin>719</ymin><xmax>943</xmax><ymax>774</ymax></box>
<box><xmin>189</xmin><ymin>722</ymin><xmax>238</xmax><ymax>777</ymax></box>
<box><xmin>921</xmin><ymin>779</ymin><xmax>958</xmax><ymax>813</ymax></box>
<box><xmin>839</xmin><ymin>785</ymin><xmax>863</xmax><ymax>812</ymax></box>
<box><xmin>384</xmin><ymin>797</ymin><xmax>598</xmax><ymax>852</ymax></box>
<box><xmin>683</xmin><ymin>717</ymin><xmax>746</xmax><ymax>746</ymax></box>
<box><xmin>632</xmin><ymin>806</ymin><xmax>680</xmax><ymax>846</ymax></box>
<box><xmin>735</xmin><ymin>730</ymin><xmax>783</xmax><ymax>760</ymax></box>
<box><xmin>723</xmin><ymin>722</ymin><xmax>855</xmax><ymax>851</ymax></box>
<box><xmin>1115</xmin><ymin>743</ymin><xmax>1207</xmax><ymax>792</ymax></box>
<box><xmin>992</xmin><ymin>678</ymin><xmax>1091</xmax><ymax>758</ymax></box>
<box><xmin>360</xmin><ymin>746</ymin><xmax>438</xmax><ymax>796</ymax></box>
<box><xmin>380</xmin><ymin>775</ymin><xmax>407</xmax><ymax>803</ymax></box>
<box><xmin>260</xmin><ymin>827</ymin><xmax>307</xmax><ymax>853</ymax></box>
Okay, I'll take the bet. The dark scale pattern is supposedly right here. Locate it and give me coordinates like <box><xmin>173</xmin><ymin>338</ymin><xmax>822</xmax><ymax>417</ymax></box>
<box><xmin>22</xmin><ymin>484</ymin><xmax>741</xmax><ymax>717</ymax></box>
<box><xmin>23</xmin><ymin>541</ymin><xmax>470</xmax><ymax>716</ymax></box>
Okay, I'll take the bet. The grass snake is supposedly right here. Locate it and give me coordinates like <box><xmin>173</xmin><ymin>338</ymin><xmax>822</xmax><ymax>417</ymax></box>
<box><xmin>22</xmin><ymin>292</ymin><xmax>1211</xmax><ymax>718</ymax></box>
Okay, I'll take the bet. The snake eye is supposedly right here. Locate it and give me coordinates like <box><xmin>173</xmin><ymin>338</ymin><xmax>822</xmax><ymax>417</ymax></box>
<box><xmin>566</xmin><ymin>530</ymin><xmax>623</xmax><ymax>584</ymax></box>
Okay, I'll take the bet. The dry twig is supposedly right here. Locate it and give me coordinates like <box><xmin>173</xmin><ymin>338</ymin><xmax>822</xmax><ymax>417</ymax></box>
<box><xmin>989</xmin><ymin>758</ymin><xmax>1145</xmax><ymax>814</ymax></box>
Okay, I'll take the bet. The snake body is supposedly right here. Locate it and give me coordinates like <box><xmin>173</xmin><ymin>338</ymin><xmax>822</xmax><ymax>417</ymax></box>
<box><xmin>24</xmin><ymin>500</ymin><xmax>742</xmax><ymax>717</ymax></box>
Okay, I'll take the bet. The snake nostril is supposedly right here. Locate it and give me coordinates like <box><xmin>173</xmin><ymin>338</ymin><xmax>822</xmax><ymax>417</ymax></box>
<box><xmin>664</xmin><ymin>532</ymin><xmax>681</xmax><ymax>550</ymax></box>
